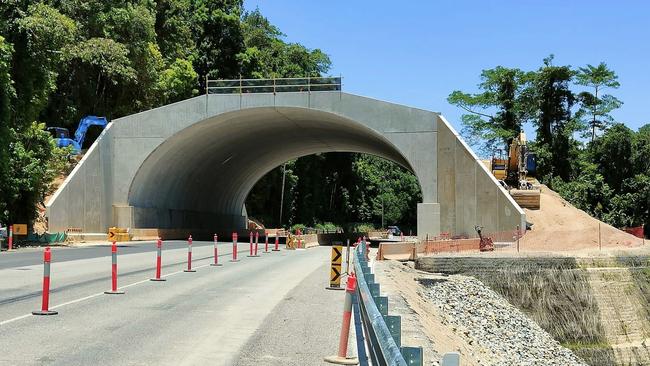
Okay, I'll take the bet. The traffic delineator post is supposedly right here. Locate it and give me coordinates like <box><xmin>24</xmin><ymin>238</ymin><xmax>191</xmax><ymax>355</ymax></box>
<box><xmin>8</xmin><ymin>225</ymin><xmax>13</xmax><ymax>251</ymax></box>
<box><xmin>324</xmin><ymin>274</ymin><xmax>358</xmax><ymax>365</ymax></box>
<box><xmin>150</xmin><ymin>238</ymin><xmax>166</xmax><ymax>281</ymax></box>
<box><xmin>210</xmin><ymin>233</ymin><xmax>222</xmax><ymax>266</ymax></box>
<box><xmin>231</xmin><ymin>232</ymin><xmax>239</xmax><ymax>262</ymax></box>
<box><xmin>105</xmin><ymin>241</ymin><xmax>125</xmax><ymax>294</ymax></box>
<box><xmin>264</xmin><ymin>235</ymin><xmax>269</xmax><ymax>253</ymax></box>
<box><xmin>272</xmin><ymin>236</ymin><xmax>280</xmax><ymax>251</ymax></box>
<box><xmin>184</xmin><ymin>235</ymin><xmax>196</xmax><ymax>272</ymax></box>
<box><xmin>32</xmin><ymin>247</ymin><xmax>58</xmax><ymax>316</ymax></box>
<box><xmin>248</xmin><ymin>232</ymin><xmax>260</xmax><ymax>257</ymax></box>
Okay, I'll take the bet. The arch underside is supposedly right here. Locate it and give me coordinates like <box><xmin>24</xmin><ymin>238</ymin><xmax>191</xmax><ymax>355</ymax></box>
<box><xmin>128</xmin><ymin>107</ymin><xmax>417</xmax><ymax>230</ymax></box>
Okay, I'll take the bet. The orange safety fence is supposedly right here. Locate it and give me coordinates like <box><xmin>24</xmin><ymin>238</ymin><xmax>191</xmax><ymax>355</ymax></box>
<box><xmin>377</xmin><ymin>229</ymin><xmax>524</xmax><ymax>260</ymax></box>
<box><xmin>623</xmin><ymin>226</ymin><xmax>645</xmax><ymax>239</ymax></box>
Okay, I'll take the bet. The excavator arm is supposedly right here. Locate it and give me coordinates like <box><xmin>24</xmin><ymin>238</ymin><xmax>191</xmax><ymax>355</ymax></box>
<box><xmin>74</xmin><ymin>116</ymin><xmax>108</xmax><ymax>149</ymax></box>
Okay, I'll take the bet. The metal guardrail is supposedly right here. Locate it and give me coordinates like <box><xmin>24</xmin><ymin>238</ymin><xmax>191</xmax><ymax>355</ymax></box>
<box><xmin>354</xmin><ymin>241</ymin><xmax>423</xmax><ymax>365</ymax></box>
<box><xmin>206</xmin><ymin>76</ymin><xmax>342</xmax><ymax>94</ymax></box>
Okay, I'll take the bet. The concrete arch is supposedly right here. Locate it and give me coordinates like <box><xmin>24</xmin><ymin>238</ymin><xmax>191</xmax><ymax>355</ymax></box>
<box><xmin>127</xmin><ymin>107</ymin><xmax>419</xmax><ymax>230</ymax></box>
<box><xmin>46</xmin><ymin>91</ymin><xmax>525</xmax><ymax>238</ymax></box>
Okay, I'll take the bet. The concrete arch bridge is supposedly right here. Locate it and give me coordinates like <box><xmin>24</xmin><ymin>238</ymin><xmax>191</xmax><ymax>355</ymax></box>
<box><xmin>46</xmin><ymin>77</ymin><xmax>524</xmax><ymax>239</ymax></box>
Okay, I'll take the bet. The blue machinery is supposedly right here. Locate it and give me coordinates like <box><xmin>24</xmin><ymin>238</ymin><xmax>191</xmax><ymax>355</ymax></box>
<box><xmin>47</xmin><ymin>116</ymin><xmax>108</xmax><ymax>154</ymax></box>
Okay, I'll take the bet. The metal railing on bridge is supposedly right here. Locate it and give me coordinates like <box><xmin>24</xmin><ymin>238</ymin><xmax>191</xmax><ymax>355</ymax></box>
<box><xmin>206</xmin><ymin>76</ymin><xmax>342</xmax><ymax>95</ymax></box>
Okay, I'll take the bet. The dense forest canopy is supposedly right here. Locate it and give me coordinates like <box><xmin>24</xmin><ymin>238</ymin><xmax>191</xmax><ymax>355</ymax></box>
<box><xmin>0</xmin><ymin>0</ymin><xmax>418</xmax><ymax>230</ymax></box>
<box><xmin>448</xmin><ymin>56</ymin><xmax>649</xmax><ymax>231</ymax></box>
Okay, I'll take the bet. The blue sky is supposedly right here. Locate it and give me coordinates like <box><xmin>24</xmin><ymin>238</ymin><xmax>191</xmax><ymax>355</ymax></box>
<box><xmin>245</xmin><ymin>0</ymin><xmax>649</xmax><ymax>139</ymax></box>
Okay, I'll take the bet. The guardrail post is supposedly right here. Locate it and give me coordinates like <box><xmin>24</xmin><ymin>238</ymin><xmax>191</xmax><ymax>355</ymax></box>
<box><xmin>441</xmin><ymin>352</ymin><xmax>461</xmax><ymax>366</ymax></box>
<box><xmin>369</xmin><ymin>283</ymin><xmax>380</xmax><ymax>298</ymax></box>
<box><xmin>401</xmin><ymin>347</ymin><xmax>423</xmax><ymax>366</ymax></box>
<box><xmin>375</xmin><ymin>296</ymin><xmax>388</xmax><ymax>317</ymax></box>
<box><xmin>386</xmin><ymin>315</ymin><xmax>402</xmax><ymax>347</ymax></box>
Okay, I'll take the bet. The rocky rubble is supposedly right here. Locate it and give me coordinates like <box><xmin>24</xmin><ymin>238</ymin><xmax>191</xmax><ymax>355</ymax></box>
<box><xmin>419</xmin><ymin>276</ymin><xmax>587</xmax><ymax>366</ymax></box>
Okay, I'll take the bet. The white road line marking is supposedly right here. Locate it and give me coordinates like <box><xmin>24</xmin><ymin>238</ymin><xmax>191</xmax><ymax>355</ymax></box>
<box><xmin>0</xmin><ymin>251</ymin><xmax>244</xmax><ymax>326</ymax></box>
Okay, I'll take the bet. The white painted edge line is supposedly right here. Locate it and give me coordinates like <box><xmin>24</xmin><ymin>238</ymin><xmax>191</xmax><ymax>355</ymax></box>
<box><xmin>0</xmin><ymin>249</ymin><xmax>256</xmax><ymax>326</ymax></box>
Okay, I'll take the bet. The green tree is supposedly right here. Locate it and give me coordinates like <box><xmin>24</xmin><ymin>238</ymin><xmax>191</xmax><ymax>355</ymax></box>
<box><xmin>155</xmin><ymin>0</ymin><xmax>195</xmax><ymax>62</ymax></box>
<box><xmin>576</xmin><ymin>62</ymin><xmax>622</xmax><ymax>141</ymax></box>
<box><xmin>12</xmin><ymin>3</ymin><xmax>77</xmax><ymax>126</ymax></box>
<box><xmin>447</xmin><ymin>66</ymin><xmax>534</xmax><ymax>154</ymax></box>
<box><xmin>588</xmin><ymin>123</ymin><xmax>635</xmax><ymax>192</ymax></box>
<box><xmin>157</xmin><ymin>58</ymin><xmax>198</xmax><ymax>104</ymax></box>
<box><xmin>5</xmin><ymin>123</ymin><xmax>69</xmax><ymax>224</ymax></box>
<box><xmin>191</xmin><ymin>0</ymin><xmax>244</xmax><ymax>86</ymax></box>
<box><xmin>0</xmin><ymin>36</ymin><xmax>15</xmax><ymax>222</ymax></box>
<box><xmin>239</xmin><ymin>9</ymin><xmax>330</xmax><ymax>78</ymax></box>
<box><xmin>60</xmin><ymin>37</ymin><xmax>136</xmax><ymax>120</ymax></box>
<box><xmin>530</xmin><ymin>56</ymin><xmax>579</xmax><ymax>181</ymax></box>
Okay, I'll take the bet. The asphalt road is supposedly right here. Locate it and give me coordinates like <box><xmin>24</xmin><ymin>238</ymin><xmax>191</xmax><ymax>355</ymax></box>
<box><xmin>0</xmin><ymin>243</ymin><xmax>351</xmax><ymax>365</ymax></box>
<box><xmin>0</xmin><ymin>240</ymin><xmax>218</xmax><ymax>270</ymax></box>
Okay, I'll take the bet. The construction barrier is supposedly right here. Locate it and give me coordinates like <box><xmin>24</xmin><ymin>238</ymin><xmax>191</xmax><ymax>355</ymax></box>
<box><xmin>326</xmin><ymin>245</ymin><xmax>344</xmax><ymax>290</ymax></box>
<box><xmin>150</xmin><ymin>238</ymin><xmax>166</xmax><ymax>281</ymax></box>
<box><xmin>32</xmin><ymin>247</ymin><xmax>57</xmax><ymax>316</ymax></box>
<box><xmin>105</xmin><ymin>242</ymin><xmax>125</xmax><ymax>294</ymax></box>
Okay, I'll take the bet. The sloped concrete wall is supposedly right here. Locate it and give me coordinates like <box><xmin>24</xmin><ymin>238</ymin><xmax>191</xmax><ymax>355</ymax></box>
<box><xmin>437</xmin><ymin>116</ymin><xmax>525</xmax><ymax>236</ymax></box>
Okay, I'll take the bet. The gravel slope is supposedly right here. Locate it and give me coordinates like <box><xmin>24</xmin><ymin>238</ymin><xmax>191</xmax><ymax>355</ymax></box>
<box><xmin>420</xmin><ymin>275</ymin><xmax>587</xmax><ymax>366</ymax></box>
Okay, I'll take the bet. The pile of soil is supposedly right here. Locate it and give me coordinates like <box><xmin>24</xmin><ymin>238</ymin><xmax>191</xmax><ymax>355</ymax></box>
<box><xmin>522</xmin><ymin>185</ymin><xmax>642</xmax><ymax>251</ymax></box>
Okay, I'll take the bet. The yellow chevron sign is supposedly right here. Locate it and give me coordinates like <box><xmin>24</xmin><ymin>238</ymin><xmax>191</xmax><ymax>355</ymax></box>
<box><xmin>329</xmin><ymin>245</ymin><xmax>342</xmax><ymax>287</ymax></box>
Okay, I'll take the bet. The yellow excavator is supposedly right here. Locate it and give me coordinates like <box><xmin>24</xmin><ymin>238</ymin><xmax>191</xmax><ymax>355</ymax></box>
<box><xmin>490</xmin><ymin>132</ymin><xmax>541</xmax><ymax>209</ymax></box>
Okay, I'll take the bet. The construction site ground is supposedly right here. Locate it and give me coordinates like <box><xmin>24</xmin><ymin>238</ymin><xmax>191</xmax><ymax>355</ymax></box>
<box><xmin>519</xmin><ymin>185</ymin><xmax>643</xmax><ymax>252</ymax></box>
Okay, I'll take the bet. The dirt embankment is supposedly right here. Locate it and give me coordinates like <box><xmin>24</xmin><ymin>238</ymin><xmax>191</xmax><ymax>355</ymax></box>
<box><xmin>521</xmin><ymin>185</ymin><xmax>642</xmax><ymax>251</ymax></box>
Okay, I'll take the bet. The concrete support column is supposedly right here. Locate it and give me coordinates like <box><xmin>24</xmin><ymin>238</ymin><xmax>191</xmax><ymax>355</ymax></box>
<box><xmin>417</xmin><ymin>202</ymin><xmax>440</xmax><ymax>240</ymax></box>
<box><xmin>113</xmin><ymin>205</ymin><xmax>134</xmax><ymax>228</ymax></box>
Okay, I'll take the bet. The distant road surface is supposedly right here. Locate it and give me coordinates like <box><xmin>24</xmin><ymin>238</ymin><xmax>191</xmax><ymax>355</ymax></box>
<box><xmin>0</xmin><ymin>243</ymin><xmax>353</xmax><ymax>365</ymax></box>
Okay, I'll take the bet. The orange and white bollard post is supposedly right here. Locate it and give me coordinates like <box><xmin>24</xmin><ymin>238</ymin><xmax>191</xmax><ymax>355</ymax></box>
<box><xmin>7</xmin><ymin>225</ymin><xmax>13</xmax><ymax>251</ymax></box>
<box><xmin>248</xmin><ymin>232</ymin><xmax>260</xmax><ymax>257</ymax></box>
<box><xmin>231</xmin><ymin>232</ymin><xmax>239</xmax><ymax>262</ymax></box>
<box><xmin>324</xmin><ymin>274</ymin><xmax>358</xmax><ymax>365</ymax></box>
<box><xmin>264</xmin><ymin>235</ymin><xmax>269</xmax><ymax>253</ymax></box>
<box><xmin>150</xmin><ymin>238</ymin><xmax>166</xmax><ymax>281</ymax></box>
<box><xmin>105</xmin><ymin>241</ymin><xmax>125</xmax><ymax>294</ymax></box>
<box><xmin>211</xmin><ymin>234</ymin><xmax>222</xmax><ymax>266</ymax></box>
<box><xmin>33</xmin><ymin>247</ymin><xmax>58</xmax><ymax>315</ymax></box>
<box><xmin>273</xmin><ymin>235</ymin><xmax>280</xmax><ymax>251</ymax></box>
<box><xmin>184</xmin><ymin>235</ymin><xmax>196</xmax><ymax>272</ymax></box>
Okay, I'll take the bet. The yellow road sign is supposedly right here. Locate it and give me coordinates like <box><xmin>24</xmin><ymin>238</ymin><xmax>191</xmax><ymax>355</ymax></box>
<box><xmin>329</xmin><ymin>245</ymin><xmax>343</xmax><ymax>288</ymax></box>
<box><xmin>13</xmin><ymin>224</ymin><xmax>27</xmax><ymax>235</ymax></box>
<box><xmin>108</xmin><ymin>228</ymin><xmax>117</xmax><ymax>241</ymax></box>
